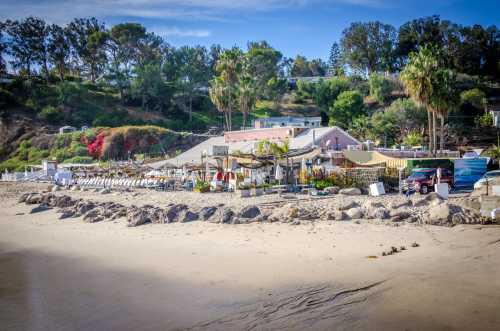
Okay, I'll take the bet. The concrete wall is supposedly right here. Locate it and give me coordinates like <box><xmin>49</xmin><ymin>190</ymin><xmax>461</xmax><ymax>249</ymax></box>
<box><xmin>224</xmin><ymin>127</ymin><xmax>294</xmax><ymax>143</ymax></box>
<box><xmin>317</xmin><ymin>128</ymin><xmax>360</xmax><ymax>150</ymax></box>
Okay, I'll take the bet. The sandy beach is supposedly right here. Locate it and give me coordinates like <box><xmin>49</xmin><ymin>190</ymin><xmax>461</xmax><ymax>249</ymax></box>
<box><xmin>1</xmin><ymin>182</ymin><xmax>500</xmax><ymax>331</ymax></box>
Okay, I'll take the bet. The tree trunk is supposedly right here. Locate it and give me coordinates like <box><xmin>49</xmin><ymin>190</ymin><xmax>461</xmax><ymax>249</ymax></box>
<box><xmin>440</xmin><ymin>115</ymin><xmax>445</xmax><ymax>154</ymax></box>
<box><xmin>243</xmin><ymin>111</ymin><xmax>247</xmax><ymax>129</ymax></box>
<box><xmin>427</xmin><ymin>109</ymin><xmax>433</xmax><ymax>154</ymax></box>
<box><xmin>432</xmin><ymin>111</ymin><xmax>437</xmax><ymax>156</ymax></box>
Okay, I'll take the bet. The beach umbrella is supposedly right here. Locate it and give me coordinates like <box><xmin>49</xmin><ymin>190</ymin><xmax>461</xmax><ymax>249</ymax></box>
<box><xmin>275</xmin><ymin>164</ymin><xmax>283</xmax><ymax>182</ymax></box>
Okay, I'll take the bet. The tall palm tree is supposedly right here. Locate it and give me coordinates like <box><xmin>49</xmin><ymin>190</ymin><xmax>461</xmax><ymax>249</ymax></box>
<box><xmin>209</xmin><ymin>77</ymin><xmax>231</xmax><ymax>131</ymax></box>
<box><xmin>237</xmin><ymin>74</ymin><xmax>257</xmax><ymax>129</ymax></box>
<box><xmin>400</xmin><ymin>45</ymin><xmax>441</xmax><ymax>155</ymax></box>
<box><xmin>430</xmin><ymin>69</ymin><xmax>458</xmax><ymax>154</ymax></box>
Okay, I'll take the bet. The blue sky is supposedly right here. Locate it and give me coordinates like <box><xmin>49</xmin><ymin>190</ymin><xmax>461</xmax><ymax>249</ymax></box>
<box><xmin>1</xmin><ymin>0</ymin><xmax>499</xmax><ymax>60</ymax></box>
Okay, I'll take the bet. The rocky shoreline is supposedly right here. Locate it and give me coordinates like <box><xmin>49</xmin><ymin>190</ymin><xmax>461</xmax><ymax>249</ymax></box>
<box><xmin>19</xmin><ymin>186</ymin><xmax>483</xmax><ymax>228</ymax></box>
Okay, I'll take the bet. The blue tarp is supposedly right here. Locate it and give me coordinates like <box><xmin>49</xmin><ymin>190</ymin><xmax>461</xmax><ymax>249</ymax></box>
<box><xmin>454</xmin><ymin>158</ymin><xmax>487</xmax><ymax>188</ymax></box>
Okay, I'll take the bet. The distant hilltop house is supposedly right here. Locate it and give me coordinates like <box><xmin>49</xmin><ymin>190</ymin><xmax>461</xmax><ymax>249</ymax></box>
<box><xmin>151</xmin><ymin>117</ymin><xmax>361</xmax><ymax>168</ymax></box>
<box><xmin>58</xmin><ymin>126</ymin><xmax>77</xmax><ymax>134</ymax></box>
<box><xmin>254</xmin><ymin>116</ymin><xmax>322</xmax><ymax>129</ymax></box>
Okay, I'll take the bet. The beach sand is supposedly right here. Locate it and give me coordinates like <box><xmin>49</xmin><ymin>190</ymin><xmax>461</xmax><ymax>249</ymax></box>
<box><xmin>1</xmin><ymin>182</ymin><xmax>500</xmax><ymax>330</ymax></box>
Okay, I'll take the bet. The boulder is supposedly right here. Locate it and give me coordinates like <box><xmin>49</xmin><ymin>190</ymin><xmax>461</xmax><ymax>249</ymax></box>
<box><xmin>30</xmin><ymin>204</ymin><xmax>51</xmax><ymax>214</ymax></box>
<box><xmin>238</xmin><ymin>205</ymin><xmax>261</xmax><ymax>219</ymax></box>
<box><xmin>76</xmin><ymin>201</ymin><xmax>96</xmax><ymax>215</ymax></box>
<box><xmin>180</xmin><ymin>210</ymin><xmax>199</xmax><ymax>222</ymax></box>
<box><xmin>83</xmin><ymin>208</ymin><xmax>105</xmax><ymax>223</ymax></box>
<box><xmin>367</xmin><ymin>208</ymin><xmax>390</xmax><ymax>220</ymax></box>
<box><xmin>324</xmin><ymin>186</ymin><xmax>340</xmax><ymax>194</ymax></box>
<box><xmin>99</xmin><ymin>188</ymin><xmax>111</xmax><ymax>194</ymax></box>
<box><xmin>166</xmin><ymin>204</ymin><xmax>188</xmax><ymax>223</ymax></box>
<box><xmin>200</xmin><ymin>206</ymin><xmax>217</xmax><ymax>221</ymax></box>
<box><xmin>390</xmin><ymin>210</ymin><xmax>412</xmax><ymax>222</ymax></box>
<box><xmin>389</xmin><ymin>200</ymin><xmax>412</xmax><ymax>209</ymax></box>
<box><xmin>338</xmin><ymin>201</ymin><xmax>360</xmax><ymax>211</ymax></box>
<box><xmin>59</xmin><ymin>208</ymin><xmax>76</xmax><ymax>220</ymax></box>
<box><xmin>339</xmin><ymin>188</ymin><xmax>362</xmax><ymax>196</ymax></box>
<box><xmin>346</xmin><ymin>207</ymin><xmax>363</xmax><ymax>219</ymax></box>
<box><xmin>127</xmin><ymin>208</ymin><xmax>150</xmax><ymax>227</ymax></box>
<box><xmin>18</xmin><ymin>192</ymin><xmax>33</xmax><ymax>203</ymax></box>
<box><xmin>414</xmin><ymin>192</ymin><xmax>444</xmax><ymax>207</ymax></box>
<box><xmin>51</xmin><ymin>185</ymin><xmax>61</xmax><ymax>192</ymax></box>
<box><xmin>328</xmin><ymin>210</ymin><xmax>349</xmax><ymax>221</ymax></box>
<box><xmin>424</xmin><ymin>203</ymin><xmax>455</xmax><ymax>226</ymax></box>
<box><xmin>70</xmin><ymin>185</ymin><xmax>80</xmax><ymax>191</ymax></box>
<box><xmin>25</xmin><ymin>193</ymin><xmax>43</xmax><ymax>204</ymax></box>
<box><xmin>55</xmin><ymin>195</ymin><xmax>75</xmax><ymax>208</ymax></box>
<box><xmin>220</xmin><ymin>208</ymin><xmax>234</xmax><ymax>224</ymax></box>
<box><xmin>363</xmin><ymin>200</ymin><xmax>385</xmax><ymax>210</ymax></box>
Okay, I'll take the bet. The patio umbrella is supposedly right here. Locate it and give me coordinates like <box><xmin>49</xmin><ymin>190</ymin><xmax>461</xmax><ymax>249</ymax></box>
<box><xmin>275</xmin><ymin>164</ymin><xmax>283</xmax><ymax>183</ymax></box>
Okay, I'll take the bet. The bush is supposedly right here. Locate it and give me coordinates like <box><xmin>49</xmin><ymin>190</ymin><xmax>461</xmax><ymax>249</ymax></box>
<box><xmin>369</xmin><ymin>73</ymin><xmax>393</xmax><ymax>104</ymax></box>
<box><xmin>63</xmin><ymin>156</ymin><xmax>94</xmax><ymax>164</ymax></box>
<box><xmin>475</xmin><ymin>112</ymin><xmax>493</xmax><ymax>127</ymax></box>
<box><xmin>39</xmin><ymin>105</ymin><xmax>64</xmax><ymax>124</ymax></box>
<box><xmin>194</xmin><ymin>181</ymin><xmax>210</xmax><ymax>193</ymax></box>
<box><xmin>329</xmin><ymin>90</ymin><xmax>365</xmax><ymax>128</ymax></box>
<box><xmin>460</xmin><ymin>88</ymin><xmax>486</xmax><ymax>110</ymax></box>
<box><xmin>403</xmin><ymin>131</ymin><xmax>423</xmax><ymax>147</ymax></box>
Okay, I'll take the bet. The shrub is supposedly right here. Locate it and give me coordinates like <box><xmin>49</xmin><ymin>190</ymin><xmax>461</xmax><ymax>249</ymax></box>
<box><xmin>63</xmin><ymin>156</ymin><xmax>94</xmax><ymax>164</ymax></box>
<box><xmin>194</xmin><ymin>181</ymin><xmax>210</xmax><ymax>193</ymax></box>
<box><xmin>329</xmin><ymin>90</ymin><xmax>365</xmax><ymax>128</ymax></box>
<box><xmin>475</xmin><ymin>112</ymin><xmax>493</xmax><ymax>127</ymax></box>
<box><xmin>369</xmin><ymin>73</ymin><xmax>393</xmax><ymax>104</ymax></box>
<box><xmin>460</xmin><ymin>88</ymin><xmax>486</xmax><ymax>110</ymax></box>
<box><xmin>403</xmin><ymin>131</ymin><xmax>423</xmax><ymax>147</ymax></box>
<box><xmin>39</xmin><ymin>105</ymin><xmax>64</xmax><ymax>124</ymax></box>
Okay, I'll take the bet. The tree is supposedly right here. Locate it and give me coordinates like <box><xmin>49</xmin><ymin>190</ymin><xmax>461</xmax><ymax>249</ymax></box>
<box><xmin>209</xmin><ymin>48</ymin><xmax>243</xmax><ymax>131</ymax></box>
<box><xmin>290</xmin><ymin>55</ymin><xmax>312</xmax><ymax>77</ymax></box>
<box><xmin>237</xmin><ymin>73</ymin><xmax>257</xmax><ymax>128</ymax></box>
<box><xmin>328</xmin><ymin>42</ymin><xmax>343</xmax><ymax>76</ymax></box>
<box><xmin>246</xmin><ymin>41</ymin><xmax>282</xmax><ymax>98</ymax></box>
<box><xmin>368</xmin><ymin>73</ymin><xmax>393</xmax><ymax>104</ymax></box>
<box><xmin>175</xmin><ymin>45</ymin><xmax>210</xmax><ymax>122</ymax></box>
<box><xmin>400</xmin><ymin>45</ymin><xmax>441</xmax><ymax>154</ymax></box>
<box><xmin>460</xmin><ymin>88</ymin><xmax>486</xmax><ymax>111</ymax></box>
<box><xmin>0</xmin><ymin>22</ymin><xmax>6</xmax><ymax>74</ymax></box>
<box><xmin>328</xmin><ymin>90</ymin><xmax>365</xmax><ymax>128</ymax></box>
<box><xmin>5</xmin><ymin>17</ymin><xmax>49</xmax><ymax>78</ymax></box>
<box><xmin>47</xmin><ymin>24</ymin><xmax>70</xmax><ymax>81</ymax></box>
<box><xmin>66</xmin><ymin>18</ymin><xmax>107</xmax><ymax>80</ymax></box>
<box><xmin>430</xmin><ymin>69</ymin><xmax>458</xmax><ymax>153</ymax></box>
<box><xmin>308</xmin><ymin>58</ymin><xmax>328</xmax><ymax>76</ymax></box>
<box><xmin>341</xmin><ymin>21</ymin><xmax>397</xmax><ymax>74</ymax></box>
<box><xmin>132</xmin><ymin>62</ymin><xmax>171</xmax><ymax>112</ymax></box>
<box><xmin>313</xmin><ymin>77</ymin><xmax>350</xmax><ymax>109</ymax></box>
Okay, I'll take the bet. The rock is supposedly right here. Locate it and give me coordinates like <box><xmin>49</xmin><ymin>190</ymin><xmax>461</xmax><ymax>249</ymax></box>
<box><xmin>231</xmin><ymin>217</ymin><xmax>241</xmax><ymax>224</ymax></box>
<box><xmin>390</xmin><ymin>210</ymin><xmax>412</xmax><ymax>222</ymax></box>
<box><xmin>367</xmin><ymin>208</ymin><xmax>390</xmax><ymax>220</ymax></box>
<box><xmin>363</xmin><ymin>200</ymin><xmax>385</xmax><ymax>210</ymax></box>
<box><xmin>70</xmin><ymin>185</ymin><xmax>80</xmax><ymax>191</ymax></box>
<box><xmin>76</xmin><ymin>201</ymin><xmax>96</xmax><ymax>215</ymax></box>
<box><xmin>59</xmin><ymin>208</ymin><xmax>76</xmax><ymax>219</ymax></box>
<box><xmin>268</xmin><ymin>204</ymin><xmax>299</xmax><ymax>222</ymax></box>
<box><xmin>127</xmin><ymin>208</ymin><xmax>150</xmax><ymax>227</ymax></box>
<box><xmin>338</xmin><ymin>201</ymin><xmax>360</xmax><ymax>211</ymax></box>
<box><xmin>296</xmin><ymin>208</ymin><xmax>319</xmax><ymax>220</ymax></box>
<box><xmin>339</xmin><ymin>187</ymin><xmax>362</xmax><ymax>196</ymax></box>
<box><xmin>166</xmin><ymin>204</ymin><xmax>188</xmax><ymax>223</ymax></box>
<box><xmin>41</xmin><ymin>193</ymin><xmax>55</xmax><ymax>205</ymax></box>
<box><xmin>51</xmin><ymin>185</ymin><xmax>61</xmax><ymax>192</ymax></box>
<box><xmin>30</xmin><ymin>204</ymin><xmax>51</xmax><ymax>214</ymax></box>
<box><xmin>239</xmin><ymin>205</ymin><xmax>261</xmax><ymax>219</ymax></box>
<box><xmin>414</xmin><ymin>192</ymin><xmax>444</xmax><ymax>207</ymax></box>
<box><xmin>84</xmin><ymin>208</ymin><xmax>105</xmax><ymax>223</ymax></box>
<box><xmin>346</xmin><ymin>207</ymin><xmax>363</xmax><ymax>219</ymax></box>
<box><xmin>324</xmin><ymin>186</ymin><xmax>340</xmax><ymax>194</ymax></box>
<box><xmin>290</xmin><ymin>220</ymin><xmax>301</xmax><ymax>225</ymax></box>
<box><xmin>18</xmin><ymin>192</ymin><xmax>35</xmax><ymax>203</ymax></box>
<box><xmin>180</xmin><ymin>210</ymin><xmax>199</xmax><ymax>222</ymax></box>
<box><xmin>55</xmin><ymin>195</ymin><xmax>75</xmax><ymax>208</ymax></box>
<box><xmin>423</xmin><ymin>203</ymin><xmax>464</xmax><ymax>226</ymax></box>
<box><xmin>221</xmin><ymin>208</ymin><xmax>234</xmax><ymax>224</ymax></box>
<box><xmin>99</xmin><ymin>188</ymin><xmax>111</xmax><ymax>194</ymax></box>
<box><xmin>329</xmin><ymin>210</ymin><xmax>349</xmax><ymax>221</ymax></box>
<box><xmin>389</xmin><ymin>200</ymin><xmax>412</xmax><ymax>209</ymax></box>
<box><xmin>25</xmin><ymin>193</ymin><xmax>43</xmax><ymax>204</ymax></box>
<box><xmin>200</xmin><ymin>206</ymin><xmax>217</xmax><ymax>221</ymax></box>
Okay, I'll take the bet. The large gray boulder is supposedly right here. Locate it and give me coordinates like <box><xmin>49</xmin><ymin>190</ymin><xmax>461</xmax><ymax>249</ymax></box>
<box><xmin>239</xmin><ymin>205</ymin><xmax>261</xmax><ymax>219</ymax></box>
<box><xmin>338</xmin><ymin>201</ymin><xmax>360</xmax><ymax>211</ymax></box>
<box><xmin>76</xmin><ymin>201</ymin><xmax>96</xmax><ymax>215</ymax></box>
<box><xmin>220</xmin><ymin>208</ymin><xmax>234</xmax><ymax>224</ymax></box>
<box><xmin>83</xmin><ymin>208</ymin><xmax>105</xmax><ymax>223</ymax></box>
<box><xmin>180</xmin><ymin>210</ymin><xmax>199</xmax><ymax>222</ymax></box>
<box><xmin>367</xmin><ymin>208</ymin><xmax>390</xmax><ymax>220</ymax></box>
<box><xmin>30</xmin><ymin>204</ymin><xmax>51</xmax><ymax>214</ymax></box>
<box><xmin>127</xmin><ymin>208</ymin><xmax>150</xmax><ymax>227</ymax></box>
<box><xmin>346</xmin><ymin>207</ymin><xmax>363</xmax><ymax>219</ymax></box>
<box><xmin>166</xmin><ymin>204</ymin><xmax>188</xmax><ymax>223</ymax></box>
<box><xmin>327</xmin><ymin>210</ymin><xmax>349</xmax><ymax>221</ymax></box>
<box><xmin>339</xmin><ymin>188</ymin><xmax>362</xmax><ymax>196</ymax></box>
<box><xmin>200</xmin><ymin>206</ymin><xmax>217</xmax><ymax>221</ymax></box>
<box><xmin>324</xmin><ymin>186</ymin><xmax>340</xmax><ymax>194</ymax></box>
<box><xmin>414</xmin><ymin>192</ymin><xmax>443</xmax><ymax>207</ymax></box>
<box><xmin>25</xmin><ymin>193</ymin><xmax>43</xmax><ymax>204</ymax></box>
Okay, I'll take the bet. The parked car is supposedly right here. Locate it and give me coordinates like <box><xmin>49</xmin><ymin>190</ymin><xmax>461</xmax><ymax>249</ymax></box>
<box><xmin>473</xmin><ymin>170</ymin><xmax>500</xmax><ymax>190</ymax></box>
<box><xmin>403</xmin><ymin>168</ymin><xmax>454</xmax><ymax>194</ymax></box>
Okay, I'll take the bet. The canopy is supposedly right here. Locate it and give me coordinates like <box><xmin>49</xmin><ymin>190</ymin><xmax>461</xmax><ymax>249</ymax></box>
<box><xmin>343</xmin><ymin>150</ymin><xmax>407</xmax><ymax>168</ymax></box>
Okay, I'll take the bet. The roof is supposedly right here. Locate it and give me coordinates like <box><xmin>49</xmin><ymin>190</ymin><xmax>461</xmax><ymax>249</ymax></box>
<box><xmin>150</xmin><ymin>126</ymin><xmax>360</xmax><ymax>169</ymax></box>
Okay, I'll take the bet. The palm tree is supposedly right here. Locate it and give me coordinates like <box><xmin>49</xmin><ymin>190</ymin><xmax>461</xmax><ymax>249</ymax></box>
<box><xmin>430</xmin><ymin>69</ymin><xmax>458</xmax><ymax>154</ymax></box>
<box><xmin>209</xmin><ymin>77</ymin><xmax>231</xmax><ymax>131</ymax></box>
<box><xmin>400</xmin><ymin>45</ymin><xmax>441</xmax><ymax>155</ymax></box>
<box><xmin>237</xmin><ymin>74</ymin><xmax>257</xmax><ymax>128</ymax></box>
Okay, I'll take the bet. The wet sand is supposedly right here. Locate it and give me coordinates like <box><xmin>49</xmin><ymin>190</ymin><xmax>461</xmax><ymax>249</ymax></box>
<box><xmin>1</xmin><ymin>183</ymin><xmax>500</xmax><ymax>330</ymax></box>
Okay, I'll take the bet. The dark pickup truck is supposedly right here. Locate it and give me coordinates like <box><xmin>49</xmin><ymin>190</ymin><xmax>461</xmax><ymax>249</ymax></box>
<box><xmin>403</xmin><ymin>168</ymin><xmax>454</xmax><ymax>194</ymax></box>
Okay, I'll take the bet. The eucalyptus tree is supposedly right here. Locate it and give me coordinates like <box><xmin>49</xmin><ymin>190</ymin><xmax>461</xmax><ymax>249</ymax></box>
<box><xmin>47</xmin><ymin>24</ymin><xmax>70</xmax><ymax>81</ymax></box>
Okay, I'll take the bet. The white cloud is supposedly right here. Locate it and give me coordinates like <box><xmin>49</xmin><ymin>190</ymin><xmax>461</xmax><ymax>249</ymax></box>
<box><xmin>151</xmin><ymin>26</ymin><xmax>211</xmax><ymax>37</ymax></box>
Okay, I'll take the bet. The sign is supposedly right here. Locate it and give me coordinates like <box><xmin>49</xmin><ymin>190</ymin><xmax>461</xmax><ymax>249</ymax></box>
<box><xmin>212</xmin><ymin>145</ymin><xmax>229</xmax><ymax>156</ymax></box>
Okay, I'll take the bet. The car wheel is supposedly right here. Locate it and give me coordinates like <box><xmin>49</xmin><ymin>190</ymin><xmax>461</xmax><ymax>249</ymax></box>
<box><xmin>420</xmin><ymin>185</ymin><xmax>429</xmax><ymax>195</ymax></box>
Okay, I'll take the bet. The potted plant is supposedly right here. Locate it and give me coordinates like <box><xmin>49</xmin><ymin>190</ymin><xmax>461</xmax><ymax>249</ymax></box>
<box><xmin>239</xmin><ymin>183</ymin><xmax>251</xmax><ymax>197</ymax></box>
<box><xmin>194</xmin><ymin>181</ymin><xmax>210</xmax><ymax>193</ymax></box>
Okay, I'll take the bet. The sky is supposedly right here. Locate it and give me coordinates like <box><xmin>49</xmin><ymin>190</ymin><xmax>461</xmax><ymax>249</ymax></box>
<box><xmin>1</xmin><ymin>0</ymin><xmax>499</xmax><ymax>60</ymax></box>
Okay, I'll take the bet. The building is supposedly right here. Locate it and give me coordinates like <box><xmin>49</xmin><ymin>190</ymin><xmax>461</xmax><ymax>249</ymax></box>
<box><xmin>254</xmin><ymin>116</ymin><xmax>322</xmax><ymax>129</ymax></box>
<box><xmin>150</xmin><ymin>125</ymin><xmax>361</xmax><ymax>169</ymax></box>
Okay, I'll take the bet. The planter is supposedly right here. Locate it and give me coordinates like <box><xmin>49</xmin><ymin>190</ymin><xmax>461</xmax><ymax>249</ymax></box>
<box><xmin>253</xmin><ymin>188</ymin><xmax>264</xmax><ymax>196</ymax></box>
<box><xmin>239</xmin><ymin>189</ymin><xmax>251</xmax><ymax>198</ymax></box>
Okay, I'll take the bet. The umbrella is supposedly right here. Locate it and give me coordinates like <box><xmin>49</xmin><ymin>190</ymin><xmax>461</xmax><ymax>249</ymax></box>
<box><xmin>275</xmin><ymin>164</ymin><xmax>283</xmax><ymax>182</ymax></box>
